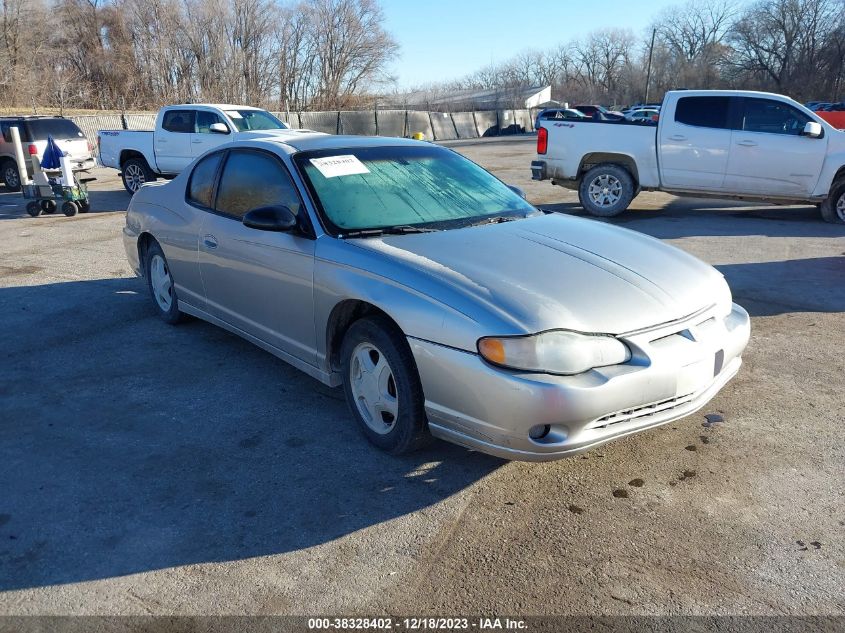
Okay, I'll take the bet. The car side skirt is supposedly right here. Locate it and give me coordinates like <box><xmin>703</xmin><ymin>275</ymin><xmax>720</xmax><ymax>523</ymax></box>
<box><xmin>178</xmin><ymin>301</ymin><xmax>340</xmax><ymax>387</ymax></box>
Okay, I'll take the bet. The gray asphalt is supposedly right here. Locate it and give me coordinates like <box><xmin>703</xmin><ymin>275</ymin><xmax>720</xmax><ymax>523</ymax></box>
<box><xmin>0</xmin><ymin>137</ymin><xmax>843</xmax><ymax>616</ymax></box>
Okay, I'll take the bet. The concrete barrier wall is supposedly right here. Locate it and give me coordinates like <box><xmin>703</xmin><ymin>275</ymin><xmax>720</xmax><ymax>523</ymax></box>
<box><xmin>299</xmin><ymin>111</ymin><xmax>339</xmax><ymax>134</ymax></box>
<box><xmin>376</xmin><ymin>110</ymin><xmax>406</xmax><ymax>137</ymax></box>
<box><xmin>451</xmin><ymin>112</ymin><xmax>478</xmax><ymax>139</ymax></box>
<box><xmin>513</xmin><ymin>109</ymin><xmax>533</xmax><ymax>133</ymax></box>
<box><xmin>474</xmin><ymin>111</ymin><xmax>498</xmax><ymax>137</ymax></box>
<box><xmin>340</xmin><ymin>110</ymin><xmax>377</xmax><ymax>136</ymax></box>
<box><xmin>429</xmin><ymin>112</ymin><xmax>457</xmax><ymax>140</ymax></box>
<box><xmin>406</xmin><ymin>111</ymin><xmax>434</xmax><ymax>140</ymax></box>
<box><xmin>63</xmin><ymin>108</ymin><xmax>532</xmax><ymax>156</ymax></box>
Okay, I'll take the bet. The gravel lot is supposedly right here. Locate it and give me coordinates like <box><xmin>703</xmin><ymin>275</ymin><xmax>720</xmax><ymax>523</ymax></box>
<box><xmin>0</xmin><ymin>137</ymin><xmax>843</xmax><ymax>616</ymax></box>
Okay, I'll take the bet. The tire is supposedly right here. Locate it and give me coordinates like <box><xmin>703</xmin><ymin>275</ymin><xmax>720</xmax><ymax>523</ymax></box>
<box><xmin>144</xmin><ymin>240</ymin><xmax>184</xmax><ymax>324</ymax></box>
<box><xmin>78</xmin><ymin>198</ymin><xmax>91</xmax><ymax>213</ymax></box>
<box><xmin>340</xmin><ymin>316</ymin><xmax>431</xmax><ymax>455</ymax></box>
<box><xmin>62</xmin><ymin>201</ymin><xmax>78</xmax><ymax>217</ymax></box>
<box><xmin>26</xmin><ymin>201</ymin><xmax>41</xmax><ymax>217</ymax></box>
<box><xmin>578</xmin><ymin>164</ymin><xmax>636</xmax><ymax>217</ymax></box>
<box><xmin>819</xmin><ymin>178</ymin><xmax>845</xmax><ymax>224</ymax></box>
<box><xmin>121</xmin><ymin>157</ymin><xmax>156</xmax><ymax>194</ymax></box>
<box><xmin>41</xmin><ymin>200</ymin><xmax>57</xmax><ymax>214</ymax></box>
<box><xmin>2</xmin><ymin>159</ymin><xmax>21</xmax><ymax>192</ymax></box>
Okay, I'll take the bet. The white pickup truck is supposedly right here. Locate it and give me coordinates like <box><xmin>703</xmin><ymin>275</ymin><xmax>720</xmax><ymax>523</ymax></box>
<box><xmin>99</xmin><ymin>104</ymin><xmax>303</xmax><ymax>193</ymax></box>
<box><xmin>532</xmin><ymin>90</ymin><xmax>845</xmax><ymax>224</ymax></box>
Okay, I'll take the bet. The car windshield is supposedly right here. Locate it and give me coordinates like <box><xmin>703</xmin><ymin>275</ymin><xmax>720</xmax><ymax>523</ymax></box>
<box><xmin>295</xmin><ymin>145</ymin><xmax>535</xmax><ymax>234</ymax></box>
<box><xmin>224</xmin><ymin>109</ymin><xmax>287</xmax><ymax>132</ymax></box>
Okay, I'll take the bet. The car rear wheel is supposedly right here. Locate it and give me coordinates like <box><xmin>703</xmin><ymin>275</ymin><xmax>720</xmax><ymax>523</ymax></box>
<box><xmin>578</xmin><ymin>164</ymin><xmax>635</xmax><ymax>217</ymax></box>
<box><xmin>340</xmin><ymin>316</ymin><xmax>430</xmax><ymax>455</ymax></box>
<box><xmin>121</xmin><ymin>157</ymin><xmax>156</xmax><ymax>194</ymax></box>
<box><xmin>144</xmin><ymin>241</ymin><xmax>185</xmax><ymax>324</ymax></box>
<box><xmin>2</xmin><ymin>159</ymin><xmax>21</xmax><ymax>192</ymax></box>
<box><xmin>819</xmin><ymin>178</ymin><xmax>845</xmax><ymax>224</ymax></box>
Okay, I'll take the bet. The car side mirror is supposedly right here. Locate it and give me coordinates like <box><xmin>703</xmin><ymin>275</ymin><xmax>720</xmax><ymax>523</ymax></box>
<box><xmin>209</xmin><ymin>122</ymin><xmax>230</xmax><ymax>134</ymax></box>
<box><xmin>507</xmin><ymin>185</ymin><xmax>527</xmax><ymax>199</ymax></box>
<box><xmin>242</xmin><ymin>205</ymin><xmax>297</xmax><ymax>232</ymax></box>
<box><xmin>803</xmin><ymin>121</ymin><xmax>823</xmax><ymax>138</ymax></box>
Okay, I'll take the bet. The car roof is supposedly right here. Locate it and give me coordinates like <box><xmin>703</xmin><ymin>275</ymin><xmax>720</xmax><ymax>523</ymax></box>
<box><xmin>252</xmin><ymin>133</ymin><xmax>431</xmax><ymax>154</ymax></box>
<box><xmin>169</xmin><ymin>104</ymin><xmax>265</xmax><ymax>111</ymax></box>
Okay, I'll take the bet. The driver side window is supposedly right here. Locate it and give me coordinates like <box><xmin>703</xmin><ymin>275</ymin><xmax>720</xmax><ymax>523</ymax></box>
<box><xmin>215</xmin><ymin>150</ymin><xmax>302</xmax><ymax>220</ymax></box>
<box><xmin>741</xmin><ymin>98</ymin><xmax>810</xmax><ymax>136</ymax></box>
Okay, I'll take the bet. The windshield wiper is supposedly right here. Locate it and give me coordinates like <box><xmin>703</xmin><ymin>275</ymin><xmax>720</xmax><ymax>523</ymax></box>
<box><xmin>339</xmin><ymin>225</ymin><xmax>439</xmax><ymax>238</ymax></box>
<box><xmin>468</xmin><ymin>215</ymin><xmax>522</xmax><ymax>227</ymax></box>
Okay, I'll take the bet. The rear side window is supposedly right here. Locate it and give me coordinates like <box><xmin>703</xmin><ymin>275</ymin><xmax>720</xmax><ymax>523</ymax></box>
<box><xmin>741</xmin><ymin>98</ymin><xmax>811</xmax><ymax>136</ymax></box>
<box><xmin>162</xmin><ymin>110</ymin><xmax>195</xmax><ymax>133</ymax></box>
<box><xmin>215</xmin><ymin>150</ymin><xmax>301</xmax><ymax>219</ymax></box>
<box><xmin>187</xmin><ymin>152</ymin><xmax>223</xmax><ymax>208</ymax></box>
<box><xmin>675</xmin><ymin>97</ymin><xmax>731</xmax><ymax>129</ymax></box>
<box><xmin>25</xmin><ymin>119</ymin><xmax>85</xmax><ymax>140</ymax></box>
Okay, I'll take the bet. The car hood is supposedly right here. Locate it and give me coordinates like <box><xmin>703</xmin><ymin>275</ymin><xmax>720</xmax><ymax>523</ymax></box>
<box><xmin>350</xmin><ymin>213</ymin><xmax>726</xmax><ymax>335</ymax></box>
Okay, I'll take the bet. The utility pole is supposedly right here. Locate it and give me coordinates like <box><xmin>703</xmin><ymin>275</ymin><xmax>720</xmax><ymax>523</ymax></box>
<box><xmin>645</xmin><ymin>28</ymin><xmax>656</xmax><ymax>104</ymax></box>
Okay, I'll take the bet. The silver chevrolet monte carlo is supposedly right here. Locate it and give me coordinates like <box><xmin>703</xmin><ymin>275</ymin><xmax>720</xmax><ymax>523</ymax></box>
<box><xmin>123</xmin><ymin>133</ymin><xmax>750</xmax><ymax>461</ymax></box>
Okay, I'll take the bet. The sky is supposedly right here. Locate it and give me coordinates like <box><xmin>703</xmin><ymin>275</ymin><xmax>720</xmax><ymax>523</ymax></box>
<box><xmin>381</xmin><ymin>0</ymin><xmax>738</xmax><ymax>89</ymax></box>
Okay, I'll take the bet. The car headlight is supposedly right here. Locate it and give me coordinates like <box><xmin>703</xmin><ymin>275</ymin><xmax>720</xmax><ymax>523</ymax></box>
<box><xmin>477</xmin><ymin>330</ymin><xmax>631</xmax><ymax>375</ymax></box>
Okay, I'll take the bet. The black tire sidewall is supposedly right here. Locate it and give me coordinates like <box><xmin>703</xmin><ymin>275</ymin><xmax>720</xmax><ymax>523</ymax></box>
<box><xmin>340</xmin><ymin>316</ymin><xmax>429</xmax><ymax>454</ymax></box>
<box><xmin>820</xmin><ymin>179</ymin><xmax>845</xmax><ymax>224</ymax></box>
<box><xmin>144</xmin><ymin>241</ymin><xmax>182</xmax><ymax>324</ymax></box>
<box><xmin>578</xmin><ymin>164</ymin><xmax>635</xmax><ymax>217</ymax></box>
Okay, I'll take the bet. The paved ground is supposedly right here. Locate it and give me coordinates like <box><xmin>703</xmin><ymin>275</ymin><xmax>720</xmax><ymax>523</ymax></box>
<box><xmin>0</xmin><ymin>137</ymin><xmax>843</xmax><ymax>616</ymax></box>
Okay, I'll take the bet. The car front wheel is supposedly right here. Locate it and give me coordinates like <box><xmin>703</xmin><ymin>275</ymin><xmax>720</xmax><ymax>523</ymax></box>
<box><xmin>819</xmin><ymin>178</ymin><xmax>845</xmax><ymax>224</ymax></box>
<box><xmin>340</xmin><ymin>316</ymin><xmax>430</xmax><ymax>455</ymax></box>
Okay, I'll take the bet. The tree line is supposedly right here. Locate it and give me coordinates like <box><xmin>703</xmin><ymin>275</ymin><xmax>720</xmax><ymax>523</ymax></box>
<box><xmin>0</xmin><ymin>0</ymin><xmax>397</xmax><ymax>111</ymax></box>
<box><xmin>408</xmin><ymin>0</ymin><xmax>845</xmax><ymax>108</ymax></box>
<box><xmin>1</xmin><ymin>0</ymin><xmax>843</xmax><ymax>113</ymax></box>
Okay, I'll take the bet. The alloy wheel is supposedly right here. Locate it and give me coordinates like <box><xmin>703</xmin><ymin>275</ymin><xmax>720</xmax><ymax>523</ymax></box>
<box><xmin>124</xmin><ymin>164</ymin><xmax>145</xmax><ymax>192</ymax></box>
<box><xmin>588</xmin><ymin>174</ymin><xmax>622</xmax><ymax>208</ymax></box>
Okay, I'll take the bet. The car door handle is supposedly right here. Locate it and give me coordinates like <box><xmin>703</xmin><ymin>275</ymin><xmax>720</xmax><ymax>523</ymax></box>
<box><xmin>736</xmin><ymin>140</ymin><xmax>757</xmax><ymax>147</ymax></box>
<box><xmin>157</xmin><ymin>139</ymin><xmax>167</xmax><ymax>143</ymax></box>
<box><xmin>192</xmin><ymin>139</ymin><xmax>203</xmax><ymax>144</ymax></box>
<box><xmin>203</xmin><ymin>234</ymin><xmax>218</xmax><ymax>249</ymax></box>
<box><xmin>668</xmin><ymin>134</ymin><xmax>687</xmax><ymax>141</ymax></box>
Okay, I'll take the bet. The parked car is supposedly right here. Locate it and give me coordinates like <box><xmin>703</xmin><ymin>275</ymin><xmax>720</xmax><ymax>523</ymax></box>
<box><xmin>1</xmin><ymin>116</ymin><xmax>96</xmax><ymax>192</ymax></box>
<box><xmin>625</xmin><ymin>108</ymin><xmax>660</xmax><ymax>121</ymax></box>
<box><xmin>534</xmin><ymin>108</ymin><xmax>588</xmax><ymax>129</ymax></box>
<box><xmin>124</xmin><ymin>134</ymin><xmax>750</xmax><ymax>461</ymax></box>
<box><xmin>533</xmin><ymin>90</ymin><xmax>845</xmax><ymax>224</ymax></box>
<box><xmin>98</xmin><ymin>104</ymin><xmax>295</xmax><ymax>193</ymax></box>
<box><xmin>573</xmin><ymin>104</ymin><xmax>624</xmax><ymax>120</ymax></box>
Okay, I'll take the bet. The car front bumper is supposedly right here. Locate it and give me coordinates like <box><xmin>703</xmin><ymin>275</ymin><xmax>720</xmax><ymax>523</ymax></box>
<box><xmin>409</xmin><ymin>303</ymin><xmax>750</xmax><ymax>461</ymax></box>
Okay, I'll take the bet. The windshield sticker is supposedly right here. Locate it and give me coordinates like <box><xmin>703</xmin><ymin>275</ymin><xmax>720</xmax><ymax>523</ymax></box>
<box><xmin>310</xmin><ymin>155</ymin><xmax>370</xmax><ymax>178</ymax></box>
<box><xmin>226</xmin><ymin>111</ymin><xmax>243</xmax><ymax>118</ymax></box>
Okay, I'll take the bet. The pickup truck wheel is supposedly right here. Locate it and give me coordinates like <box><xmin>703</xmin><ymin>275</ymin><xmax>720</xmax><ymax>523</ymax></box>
<box><xmin>819</xmin><ymin>179</ymin><xmax>845</xmax><ymax>224</ymax></box>
<box><xmin>578</xmin><ymin>164</ymin><xmax>635</xmax><ymax>217</ymax></box>
<box><xmin>340</xmin><ymin>316</ymin><xmax>431</xmax><ymax>455</ymax></box>
<box><xmin>2</xmin><ymin>159</ymin><xmax>21</xmax><ymax>192</ymax></box>
<box><xmin>121</xmin><ymin>158</ymin><xmax>156</xmax><ymax>194</ymax></box>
